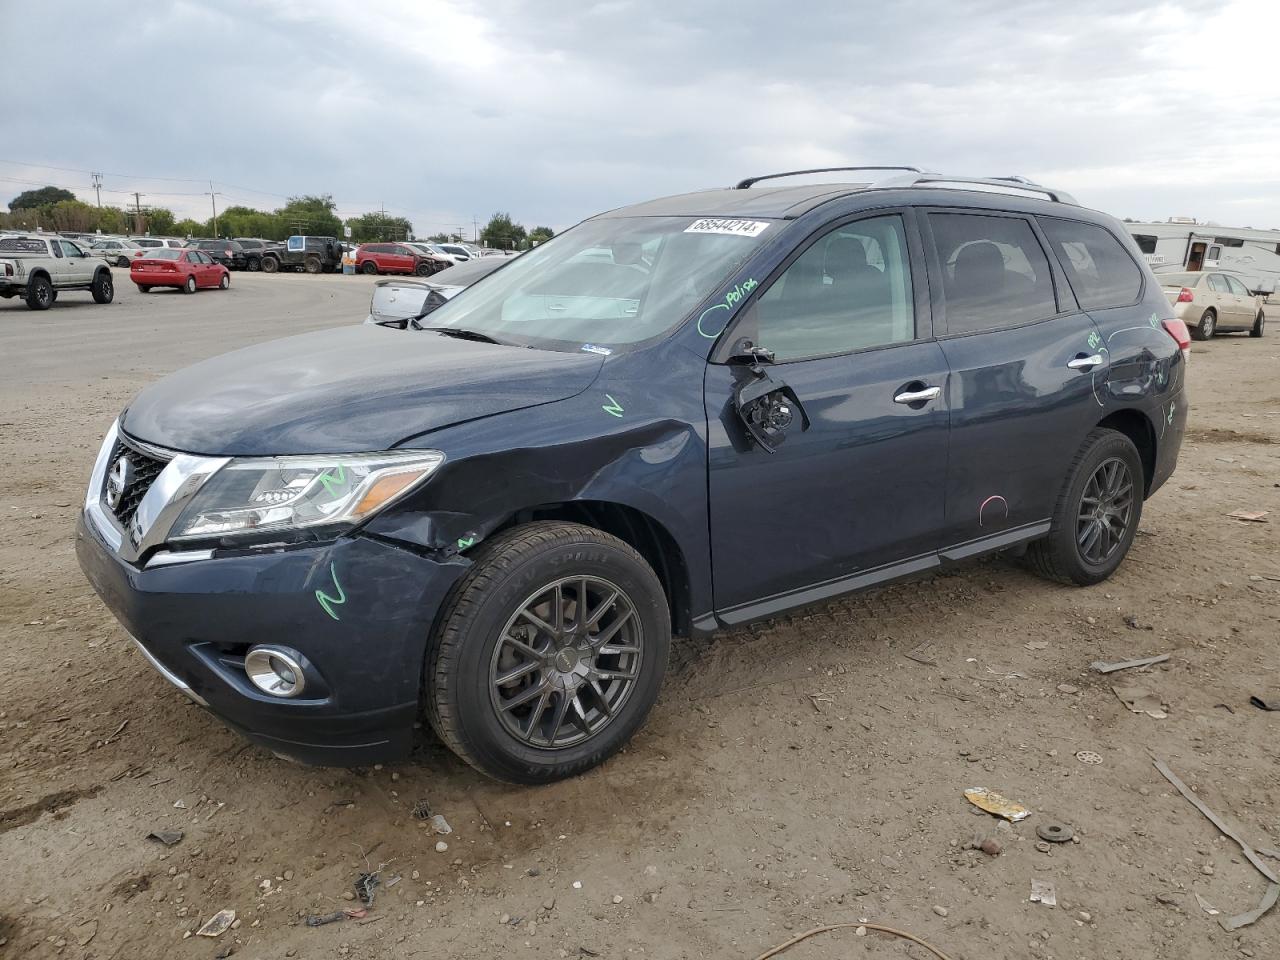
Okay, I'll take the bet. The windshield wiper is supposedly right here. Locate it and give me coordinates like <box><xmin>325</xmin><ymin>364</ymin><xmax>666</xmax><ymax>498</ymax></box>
<box><xmin>417</xmin><ymin>326</ymin><xmax>508</xmax><ymax>345</ymax></box>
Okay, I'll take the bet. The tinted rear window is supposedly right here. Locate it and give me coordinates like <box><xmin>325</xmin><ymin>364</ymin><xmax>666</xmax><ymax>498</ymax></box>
<box><xmin>141</xmin><ymin>249</ymin><xmax>183</xmax><ymax>260</ymax></box>
<box><xmin>0</xmin><ymin>238</ymin><xmax>46</xmax><ymax>251</ymax></box>
<box><xmin>929</xmin><ymin>213</ymin><xmax>1057</xmax><ymax>334</ymax></box>
<box><xmin>1039</xmin><ymin>218</ymin><xmax>1143</xmax><ymax>309</ymax></box>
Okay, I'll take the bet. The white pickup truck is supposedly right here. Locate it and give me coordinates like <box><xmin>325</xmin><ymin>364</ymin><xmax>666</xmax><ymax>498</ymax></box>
<box><xmin>0</xmin><ymin>235</ymin><xmax>115</xmax><ymax>310</ymax></box>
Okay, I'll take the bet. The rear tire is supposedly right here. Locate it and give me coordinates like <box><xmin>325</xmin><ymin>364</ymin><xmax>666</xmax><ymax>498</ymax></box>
<box><xmin>1026</xmin><ymin>428</ymin><xmax>1143</xmax><ymax>586</ymax></box>
<box><xmin>304</xmin><ymin>255</ymin><xmax>322</xmax><ymax>274</ymax></box>
<box><xmin>1251</xmin><ymin>311</ymin><xmax>1265</xmax><ymax>338</ymax></box>
<box><xmin>182</xmin><ymin>275</ymin><xmax>197</xmax><ymax>295</ymax></box>
<box><xmin>361</xmin><ymin>260</ymin><xmax>378</xmax><ymax>275</ymax></box>
<box><xmin>1192</xmin><ymin>308</ymin><xmax>1216</xmax><ymax>341</ymax></box>
<box><xmin>426</xmin><ymin>521</ymin><xmax>670</xmax><ymax>784</ymax></box>
<box><xmin>116</xmin><ymin>256</ymin><xmax>130</xmax><ymax>268</ymax></box>
<box><xmin>261</xmin><ymin>256</ymin><xmax>279</xmax><ymax>274</ymax></box>
<box><xmin>91</xmin><ymin>270</ymin><xmax>114</xmax><ymax>304</ymax></box>
<box><xmin>25</xmin><ymin>275</ymin><xmax>53</xmax><ymax>310</ymax></box>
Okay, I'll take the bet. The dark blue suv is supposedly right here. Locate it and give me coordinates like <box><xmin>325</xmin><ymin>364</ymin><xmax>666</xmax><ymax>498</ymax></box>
<box><xmin>76</xmin><ymin>167</ymin><xmax>1190</xmax><ymax>783</ymax></box>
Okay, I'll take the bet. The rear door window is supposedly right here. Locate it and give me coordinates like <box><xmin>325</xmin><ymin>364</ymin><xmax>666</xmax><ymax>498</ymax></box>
<box><xmin>1039</xmin><ymin>218</ymin><xmax>1143</xmax><ymax>309</ymax></box>
<box><xmin>1207</xmin><ymin>274</ymin><xmax>1229</xmax><ymax>293</ymax></box>
<box><xmin>928</xmin><ymin>213</ymin><xmax>1057</xmax><ymax>334</ymax></box>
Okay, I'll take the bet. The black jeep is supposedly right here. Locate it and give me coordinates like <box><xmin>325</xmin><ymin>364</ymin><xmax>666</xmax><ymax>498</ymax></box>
<box><xmin>260</xmin><ymin>236</ymin><xmax>342</xmax><ymax>274</ymax></box>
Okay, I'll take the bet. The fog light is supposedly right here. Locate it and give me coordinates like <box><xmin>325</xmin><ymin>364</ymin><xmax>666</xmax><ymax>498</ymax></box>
<box><xmin>244</xmin><ymin>646</ymin><xmax>306</xmax><ymax>698</ymax></box>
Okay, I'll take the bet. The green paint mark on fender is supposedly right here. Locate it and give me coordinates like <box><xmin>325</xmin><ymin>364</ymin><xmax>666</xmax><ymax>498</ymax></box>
<box><xmin>315</xmin><ymin>563</ymin><xmax>346</xmax><ymax>621</ymax></box>
<box><xmin>1149</xmin><ymin>313</ymin><xmax>1161</xmax><ymax>329</ymax></box>
<box><xmin>697</xmin><ymin>277</ymin><xmax>759</xmax><ymax>338</ymax></box>
<box><xmin>602</xmin><ymin>394</ymin><xmax>624</xmax><ymax>418</ymax></box>
<box><xmin>457</xmin><ymin>536</ymin><xmax>476</xmax><ymax>550</ymax></box>
<box><xmin>1167</xmin><ymin>402</ymin><xmax>1175</xmax><ymax>425</ymax></box>
<box><xmin>1087</xmin><ymin>331</ymin><xmax>1102</xmax><ymax>351</ymax></box>
<box><xmin>318</xmin><ymin>465</ymin><xmax>347</xmax><ymax>496</ymax></box>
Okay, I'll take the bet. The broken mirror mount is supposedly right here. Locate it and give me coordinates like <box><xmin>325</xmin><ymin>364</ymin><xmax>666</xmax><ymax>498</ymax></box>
<box><xmin>728</xmin><ymin>339</ymin><xmax>809</xmax><ymax>454</ymax></box>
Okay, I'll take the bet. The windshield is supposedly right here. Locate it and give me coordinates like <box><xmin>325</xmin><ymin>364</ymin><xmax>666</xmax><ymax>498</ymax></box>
<box><xmin>419</xmin><ymin>215</ymin><xmax>773</xmax><ymax>350</ymax></box>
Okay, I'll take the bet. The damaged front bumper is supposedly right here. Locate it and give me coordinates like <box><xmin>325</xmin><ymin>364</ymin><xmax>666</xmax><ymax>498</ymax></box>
<box><xmin>75</xmin><ymin>510</ymin><xmax>468</xmax><ymax>765</ymax></box>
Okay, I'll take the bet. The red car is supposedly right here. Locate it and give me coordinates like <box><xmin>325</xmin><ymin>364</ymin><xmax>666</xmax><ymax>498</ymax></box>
<box><xmin>131</xmin><ymin>249</ymin><xmax>230</xmax><ymax>294</ymax></box>
<box><xmin>355</xmin><ymin>242</ymin><xmax>443</xmax><ymax>276</ymax></box>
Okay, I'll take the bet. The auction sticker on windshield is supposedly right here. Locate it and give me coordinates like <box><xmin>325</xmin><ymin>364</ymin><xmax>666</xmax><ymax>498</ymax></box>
<box><xmin>684</xmin><ymin>218</ymin><xmax>771</xmax><ymax>237</ymax></box>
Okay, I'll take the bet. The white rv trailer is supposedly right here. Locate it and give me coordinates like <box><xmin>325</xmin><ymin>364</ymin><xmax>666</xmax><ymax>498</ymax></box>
<box><xmin>1124</xmin><ymin>221</ymin><xmax>1280</xmax><ymax>295</ymax></box>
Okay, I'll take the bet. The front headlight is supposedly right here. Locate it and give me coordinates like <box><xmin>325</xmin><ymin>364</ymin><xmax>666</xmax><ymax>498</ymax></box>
<box><xmin>168</xmin><ymin>450</ymin><xmax>444</xmax><ymax>543</ymax></box>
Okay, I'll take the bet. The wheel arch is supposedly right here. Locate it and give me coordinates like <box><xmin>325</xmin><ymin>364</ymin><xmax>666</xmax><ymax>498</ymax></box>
<box><xmin>1096</xmin><ymin>409</ymin><xmax>1157</xmax><ymax>497</ymax></box>
<box><xmin>490</xmin><ymin>501</ymin><xmax>693</xmax><ymax>638</ymax></box>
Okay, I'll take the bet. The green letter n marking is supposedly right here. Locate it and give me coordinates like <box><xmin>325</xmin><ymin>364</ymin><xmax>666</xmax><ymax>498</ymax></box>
<box><xmin>315</xmin><ymin>563</ymin><xmax>347</xmax><ymax>621</ymax></box>
<box><xmin>318</xmin><ymin>465</ymin><xmax>347</xmax><ymax>496</ymax></box>
<box><xmin>602</xmin><ymin>394</ymin><xmax>624</xmax><ymax>418</ymax></box>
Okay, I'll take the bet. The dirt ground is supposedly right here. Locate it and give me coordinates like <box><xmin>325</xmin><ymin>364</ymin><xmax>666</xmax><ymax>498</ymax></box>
<box><xmin>1</xmin><ymin>275</ymin><xmax>1277</xmax><ymax>960</ymax></box>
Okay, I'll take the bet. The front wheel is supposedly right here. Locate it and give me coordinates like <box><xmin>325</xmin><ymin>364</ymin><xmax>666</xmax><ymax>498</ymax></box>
<box><xmin>414</xmin><ymin>260</ymin><xmax>432</xmax><ymax>277</ymax></box>
<box><xmin>1027</xmin><ymin>428</ymin><xmax>1143</xmax><ymax>585</ymax></box>
<box><xmin>1252</xmin><ymin>311</ymin><xmax>1265</xmax><ymax>338</ymax></box>
<box><xmin>247</xmin><ymin>257</ymin><xmax>261</xmax><ymax>272</ymax></box>
<box><xmin>218</xmin><ymin>273</ymin><xmax>230</xmax><ymax>290</ymax></box>
<box><xmin>426</xmin><ymin>522</ymin><xmax>670</xmax><ymax>784</ymax></box>
<box><xmin>1192</xmin><ymin>309</ymin><xmax>1216</xmax><ymax>341</ymax></box>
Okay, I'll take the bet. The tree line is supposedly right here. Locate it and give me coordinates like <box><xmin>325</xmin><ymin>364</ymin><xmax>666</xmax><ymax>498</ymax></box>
<box><xmin>2</xmin><ymin>186</ymin><xmax>555</xmax><ymax>248</ymax></box>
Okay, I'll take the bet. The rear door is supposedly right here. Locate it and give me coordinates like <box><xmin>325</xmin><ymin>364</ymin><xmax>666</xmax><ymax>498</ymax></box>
<box><xmin>705</xmin><ymin>210</ymin><xmax>950</xmax><ymax>619</ymax></box>
<box><xmin>921</xmin><ymin>209</ymin><xmax>1104</xmax><ymax>550</ymax></box>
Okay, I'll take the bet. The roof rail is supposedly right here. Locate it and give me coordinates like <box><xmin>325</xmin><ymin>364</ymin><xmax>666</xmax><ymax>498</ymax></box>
<box><xmin>734</xmin><ymin>166</ymin><xmax>923</xmax><ymax>190</ymax></box>
<box><xmin>871</xmin><ymin>172</ymin><xmax>1077</xmax><ymax>204</ymax></box>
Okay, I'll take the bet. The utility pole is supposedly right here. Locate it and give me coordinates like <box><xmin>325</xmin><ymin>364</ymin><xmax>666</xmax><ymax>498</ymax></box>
<box><xmin>473</xmin><ymin>216</ymin><xmax>479</xmax><ymax>243</ymax></box>
<box><xmin>91</xmin><ymin>172</ymin><xmax>103</xmax><ymax>208</ymax></box>
<box><xmin>207</xmin><ymin>181</ymin><xmax>221</xmax><ymax>238</ymax></box>
<box><xmin>133</xmin><ymin>192</ymin><xmax>145</xmax><ymax>235</ymax></box>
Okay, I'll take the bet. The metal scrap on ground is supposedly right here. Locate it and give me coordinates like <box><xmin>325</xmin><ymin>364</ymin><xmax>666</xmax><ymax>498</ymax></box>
<box><xmin>1113</xmin><ymin>684</ymin><xmax>1168</xmax><ymax>718</ymax></box>
<box><xmin>195</xmin><ymin>909</ymin><xmax>235</xmax><ymax>938</ymax></box>
<box><xmin>1150</xmin><ymin>756</ymin><xmax>1280</xmax><ymax>931</ymax></box>
<box><xmin>1226</xmin><ymin>509</ymin><xmax>1269</xmax><ymax>523</ymax></box>
<box><xmin>1091</xmin><ymin>653</ymin><xmax>1170</xmax><ymax>673</ymax></box>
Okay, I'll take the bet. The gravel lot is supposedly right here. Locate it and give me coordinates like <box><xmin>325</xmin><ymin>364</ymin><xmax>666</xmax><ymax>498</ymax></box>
<box><xmin>1</xmin><ymin>273</ymin><xmax>1277</xmax><ymax>960</ymax></box>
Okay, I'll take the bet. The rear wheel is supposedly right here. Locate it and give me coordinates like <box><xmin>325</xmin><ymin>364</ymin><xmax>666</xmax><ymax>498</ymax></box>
<box><xmin>361</xmin><ymin>260</ymin><xmax>378</xmax><ymax>275</ymax></box>
<box><xmin>426</xmin><ymin>522</ymin><xmax>670</xmax><ymax>784</ymax></box>
<box><xmin>1192</xmin><ymin>308</ymin><xmax>1216</xmax><ymax>341</ymax></box>
<box><xmin>25</xmin><ymin>275</ymin><xmax>53</xmax><ymax>310</ymax></box>
<box><xmin>116</xmin><ymin>256</ymin><xmax>130</xmax><ymax>268</ymax></box>
<box><xmin>1027</xmin><ymin>428</ymin><xmax>1143</xmax><ymax>585</ymax></box>
<box><xmin>91</xmin><ymin>271</ymin><xmax>114</xmax><ymax>304</ymax></box>
<box><xmin>1251</xmin><ymin>311</ymin><xmax>1265</xmax><ymax>338</ymax></box>
<box><xmin>261</xmin><ymin>256</ymin><xmax>279</xmax><ymax>274</ymax></box>
<box><xmin>182</xmin><ymin>275</ymin><xmax>197</xmax><ymax>294</ymax></box>
<box><xmin>304</xmin><ymin>255</ymin><xmax>322</xmax><ymax>274</ymax></box>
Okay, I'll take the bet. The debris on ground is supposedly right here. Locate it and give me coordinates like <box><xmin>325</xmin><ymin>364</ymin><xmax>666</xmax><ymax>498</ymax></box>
<box><xmin>1250</xmin><ymin>695</ymin><xmax>1279</xmax><ymax>711</ymax></box>
<box><xmin>146</xmin><ymin>829</ymin><xmax>183</xmax><ymax>846</ymax></box>
<box><xmin>750</xmin><ymin>919</ymin><xmax>956</xmax><ymax>960</ymax></box>
<box><xmin>72</xmin><ymin>920</ymin><xmax>97</xmax><ymax>946</ymax></box>
<box><xmin>1151</xmin><ymin>756</ymin><xmax>1280</xmax><ymax>931</ymax></box>
<box><xmin>963</xmin><ymin>787</ymin><xmax>1030</xmax><ymax>822</ymax></box>
<box><xmin>411</xmin><ymin>798</ymin><xmax>432</xmax><ymax>820</ymax></box>
<box><xmin>1037</xmin><ymin>823</ymin><xmax>1074</xmax><ymax>843</ymax></box>
<box><xmin>428</xmin><ymin>814</ymin><xmax>452</xmax><ymax>835</ymax></box>
<box><xmin>1113</xmin><ymin>684</ymin><xmax>1168</xmax><ymax>718</ymax></box>
<box><xmin>1091</xmin><ymin>654</ymin><xmax>1170</xmax><ymax>674</ymax></box>
<box><xmin>1123</xmin><ymin>614</ymin><xmax>1153</xmax><ymax>630</ymax></box>
<box><xmin>1195</xmin><ymin>892</ymin><xmax>1220</xmax><ymax>916</ymax></box>
<box><xmin>1029</xmin><ymin>879</ymin><xmax>1057</xmax><ymax>907</ymax></box>
<box><xmin>904</xmin><ymin>641</ymin><xmax>937</xmax><ymax>665</ymax></box>
<box><xmin>354</xmin><ymin>872</ymin><xmax>381</xmax><ymax>907</ymax></box>
<box><xmin>1226</xmin><ymin>509</ymin><xmax>1269</xmax><ymax>523</ymax></box>
<box><xmin>195</xmin><ymin>909</ymin><xmax>236</xmax><ymax>937</ymax></box>
<box><xmin>304</xmin><ymin>909</ymin><xmax>368</xmax><ymax>927</ymax></box>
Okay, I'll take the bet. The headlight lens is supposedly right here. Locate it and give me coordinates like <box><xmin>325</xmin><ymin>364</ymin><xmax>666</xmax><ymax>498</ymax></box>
<box><xmin>169</xmin><ymin>450</ymin><xmax>444</xmax><ymax>542</ymax></box>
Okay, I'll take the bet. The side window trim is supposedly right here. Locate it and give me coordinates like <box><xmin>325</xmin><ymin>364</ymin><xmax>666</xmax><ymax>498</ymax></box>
<box><xmin>918</xmin><ymin>206</ymin><xmax>1073</xmax><ymax>339</ymax></box>
<box><xmin>710</xmin><ymin>206</ymin><xmax>932</xmax><ymax>365</ymax></box>
<box><xmin>1035</xmin><ymin>214</ymin><xmax>1146</xmax><ymax>310</ymax></box>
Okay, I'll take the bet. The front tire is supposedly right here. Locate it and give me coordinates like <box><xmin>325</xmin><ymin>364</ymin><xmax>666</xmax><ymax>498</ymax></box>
<box><xmin>247</xmin><ymin>257</ymin><xmax>261</xmax><ymax>272</ymax></box>
<box><xmin>1192</xmin><ymin>308</ymin><xmax>1216</xmax><ymax>341</ymax></box>
<box><xmin>1252</xmin><ymin>311</ymin><xmax>1265</xmax><ymax>338</ymax></box>
<box><xmin>304</xmin><ymin>255</ymin><xmax>322</xmax><ymax>274</ymax></box>
<box><xmin>218</xmin><ymin>273</ymin><xmax>230</xmax><ymax>290</ymax></box>
<box><xmin>1027</xmin><ymin>428</ymin><xmax>1143</xmax><ymax>586</ymax></box>
<box><xmin>25</xmin><ymin>275</ymin><xmax>53</xmax><ymax>310</ymax></box>
<box><xmin>426</xmin><ymin>522</ymin><xmax>670</xmax><ymax>784</ymax></box>
<box><xmin>414</xmin><ymin>260</ymin><xmax>432</xmax><ymax>277</ymax></box>
<box><xmin>92</xmin><ymin>271</ymin><xmax>114</xmax><ymax>304</ymax></box>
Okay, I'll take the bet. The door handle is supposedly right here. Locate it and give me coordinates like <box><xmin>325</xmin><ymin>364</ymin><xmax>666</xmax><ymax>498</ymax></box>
<box><xmin>1067</xmin><ymin>354</ymin><xmax>1104</xmax><ymax>370</ymax></box>
<box><xmin>893</xmin><ymin>385</ymin><xmax>941</xmax><ymax>404</ymax></box>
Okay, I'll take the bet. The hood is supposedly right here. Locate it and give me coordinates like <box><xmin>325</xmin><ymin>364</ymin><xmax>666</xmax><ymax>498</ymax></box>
<box><xmin>122</xmin><ymin>326</ymin><xmax>604</xmax><ymax>456</ymax></box>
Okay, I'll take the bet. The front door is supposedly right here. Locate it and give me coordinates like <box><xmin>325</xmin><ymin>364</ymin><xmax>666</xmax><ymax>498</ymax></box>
<box><xmin>921</xmin><ymin>210</ymin><xmax>1105</xmax><ymax>548</ymax></box>
<box><xmin>705</xmin><ymin>211</ymin><xmax>950</xmax><ymax>621</ymax></box>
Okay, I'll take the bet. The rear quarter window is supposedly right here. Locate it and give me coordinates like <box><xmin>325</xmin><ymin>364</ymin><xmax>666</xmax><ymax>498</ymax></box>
<box><xmin>1039</xmin><ymin>218</ymin><xmax>1143</xmax><ymax>309</ymax></box>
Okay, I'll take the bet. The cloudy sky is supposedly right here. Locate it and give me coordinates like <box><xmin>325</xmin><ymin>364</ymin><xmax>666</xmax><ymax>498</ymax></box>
<box><xmin>5</xmin><ymin>0</ymin><xmax>1278</xmax><ymax>233</ymax></box>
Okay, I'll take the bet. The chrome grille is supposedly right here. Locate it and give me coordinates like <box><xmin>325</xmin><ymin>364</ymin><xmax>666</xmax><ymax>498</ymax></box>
<box><xmin>107</xmin><ymin>438</ymin><xmax>169</xmax><ymax>528</ymax></box>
